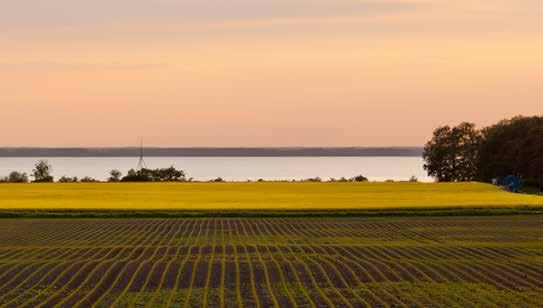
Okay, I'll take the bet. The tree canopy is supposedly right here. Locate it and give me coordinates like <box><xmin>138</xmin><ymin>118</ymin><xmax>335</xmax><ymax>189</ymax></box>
<box><xmin>424</xmin><ymin>116</ymin><xmax>543</xmax><ymax>187</ymax></box>
<box><xmin>423</xmin><ymin>122</ymin><xmax>481</xmax><ymax>182</ymax></box>
<box><xmin>32</xmin><ymin>160</ymin><xmax>54</xmax><ymax>183</ymax></box>
<box><xmin>108</xmin><ymin>169</ymin><xmax>122</xmax><ymax>182</ymax></box>
<box><xmin>478</xmin><ymin>116</ymin><xmax>543</xmax><ymax>186</ymax></box>
<box><xmin>121</xmin><ymin>166</ymin><xmax>186</xmax><ymax>182</ymax></box>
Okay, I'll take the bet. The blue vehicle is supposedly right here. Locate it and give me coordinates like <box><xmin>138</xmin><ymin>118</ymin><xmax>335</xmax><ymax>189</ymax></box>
<box><xmin>504</xmin><ymin>175</ymin><xmax>521</xmax><ymax>193</ymax></box>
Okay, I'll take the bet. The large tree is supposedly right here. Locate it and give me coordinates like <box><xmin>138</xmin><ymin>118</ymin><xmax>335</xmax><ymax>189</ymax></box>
<box><xmin>478</xmin><ymin>116</ymin><xmax>543</xmax><ymax>186</ymax></box>
<box><xmin>32</xmin><ymin>160</ymin><xmax>54</xmax><ymax>182</ymax></box>
<box><xmin>423</xmin><ymin>122</ymin><xmax>481</xmax><ymax>182</ymax></box>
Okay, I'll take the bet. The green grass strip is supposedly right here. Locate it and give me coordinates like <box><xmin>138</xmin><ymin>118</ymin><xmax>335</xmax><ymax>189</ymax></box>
<box><xmin>0</xmin><ymin>207</ymin><xmax>542</xmax><ymax>218</ymax></box>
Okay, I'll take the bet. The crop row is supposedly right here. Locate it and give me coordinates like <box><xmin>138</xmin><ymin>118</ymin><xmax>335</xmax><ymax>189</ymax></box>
<box><xmin>0</xmin><ymin>216</ymin><xmax>542</xmax><ymax>307</ymax></box>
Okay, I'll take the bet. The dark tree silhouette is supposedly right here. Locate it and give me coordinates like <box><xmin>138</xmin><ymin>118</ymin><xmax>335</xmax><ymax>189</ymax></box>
<box><xmin>108</xmin><ymin>169</ymin><xmax>122</xmax><ymax>182</ymax></box>
<box><xmin>8</xmin><ymin>171</ymin><xmax>28</xmax><ymax>183</ymax></box>
<box><xmin>352</xmin><ymin>175</ymin><xmax>368</xmax><ymax>182</ymax></box>
<box><xmin>58</xmin><ymin>176</ymin><xmax>78</xmax><ymax>183</ymax></box>
<box><xmin>423</xmin><ymin>122</ymin><xmax>481</xmax><ymax>182</ymax></box>
<box><xmin>121</xmin><ymin>166</ymin><xmax>186</xmax><ymax>182</ymax></box>
<box><xmin>32</xmin><ymin>160</ymin><xmax>54</xmax><ymax>182</ymax></box>
<box><xmin>478</xmin><ymin>116</ymin><xmax>543</xmax><ymax>187</ymax></box>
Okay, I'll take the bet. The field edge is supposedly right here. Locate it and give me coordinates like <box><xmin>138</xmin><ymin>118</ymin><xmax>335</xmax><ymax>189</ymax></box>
<box><xmin>1</xmin><ymin>207</ymin><xmax>542</xmax><ymax>218</ymax></box>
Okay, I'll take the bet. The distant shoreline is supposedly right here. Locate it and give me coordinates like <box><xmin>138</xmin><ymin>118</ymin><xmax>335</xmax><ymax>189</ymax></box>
<box><xmin>0</xmin><ymin>147</ymin><xmax>423</xmax><ymax>157</ymax></box>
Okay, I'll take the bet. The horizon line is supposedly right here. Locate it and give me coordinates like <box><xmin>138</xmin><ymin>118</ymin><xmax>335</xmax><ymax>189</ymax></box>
<box><xmin>0</xmin><ymin>146</ymin><xmax>423</xmax><ymax>149</ymax></box>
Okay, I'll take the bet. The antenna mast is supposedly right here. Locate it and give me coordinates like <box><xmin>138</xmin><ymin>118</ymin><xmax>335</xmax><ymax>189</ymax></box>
<box><xmin>136</xmin><ymin>137</ymin><xmax>147</xmax><ymax>171</ymax></box>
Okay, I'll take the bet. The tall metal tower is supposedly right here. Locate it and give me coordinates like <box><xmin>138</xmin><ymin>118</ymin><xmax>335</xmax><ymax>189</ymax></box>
<box><xmin>136</xmin><ymin>137</ymin><xmax>147</xmax><ymax>171</ymax></box>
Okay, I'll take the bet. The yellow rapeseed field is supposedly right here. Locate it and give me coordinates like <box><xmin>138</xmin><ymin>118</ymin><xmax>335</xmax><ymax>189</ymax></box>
<box><xmin>0</xmin><ymin>182</ymin><xmax>542</xmax><ymax>211</ymax></box>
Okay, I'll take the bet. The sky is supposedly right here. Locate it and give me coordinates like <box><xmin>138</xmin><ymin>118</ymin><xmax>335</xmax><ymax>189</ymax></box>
<box><xmin>1</xmin><ymin>0</ymin><xmax>542</xmax><ymax>147</ymax></box>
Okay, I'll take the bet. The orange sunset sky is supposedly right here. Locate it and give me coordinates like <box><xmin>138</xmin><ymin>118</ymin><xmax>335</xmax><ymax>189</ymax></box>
<box><xmin>1</xmin><ymin>0</ymin><xmax>542</xmax><ymax>147</ymax></box>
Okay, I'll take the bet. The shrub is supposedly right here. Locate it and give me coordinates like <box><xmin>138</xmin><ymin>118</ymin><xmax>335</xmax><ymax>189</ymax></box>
<box><xmin>352</xmin><ymin>175</ymin><xmax>368</xmax><ymax>182</ymax></box>
<box><xmin>521</xmin><ymin>179</ymin><xmax>543</xmax><ymax>192</ymax></box>
<box><xmin>121</xmin><ymin>167</ymin><xmax>186</xmax><ymax>182</ymax></box>
<box><xmin>121</xmin><ymin>169</ymin><xmax>146</xmax><ymax>182</ymax></box>
<box><xmin>80</xmin><ymin>177</ymin><xmax>99</xmax><ymax>183</ymax></box>
<box><xmin>6</xmin><ymin>171</ymin><xmax>29</xmax><ymax>183</ymax></box>
<box><xmin>108</xmin><ymin>169</ymin><xmax>122</xmax><ymax>182</ymax></box>
<box><xmin>58</xmin><ymin>176</ymin><xmax>78</xmax><ymax>183</ymax></box>
<box><xmin>409</xmin><ymin>176</ymin><xmax>418</xmax><ymax>182</ymax></box>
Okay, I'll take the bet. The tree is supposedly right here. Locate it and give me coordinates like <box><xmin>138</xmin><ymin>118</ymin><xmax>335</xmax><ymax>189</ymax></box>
<box><xmin>151</xmin><ymin>166</ymin><xmax>185</xmax><ymax>181</ymax></box>
<box><xmin>8</xmin><ymin>171</ymin><xmax>28</xmax><ymax>183</ymax></box>
<box><xmin>423</xmin><ymin>122</ymin><xmax>481</xmax><ymax>182</ymax></box>
<box><xmin>120</xmin><ymin>167</ymin><xmax>186</xmax><ymax>182</ymax></box>
<box><xmin>120</xmin><ymin>169</ymin><xmax>148</xmax><ymax>182</ymax></box>
<box><xmin>303</xmin><ymin>177</ymin><xmax>322</xmax><ymax>182</ymax></box>
<box><xmin>108</xmin><ymin>169</ymin><xmax>122</xmax><ymax>182</ymax></box>
<box><xmin>352</xmin><ymin>175</ymin><xmax>368</xmax><ymax>182</ymax></box>
<box><xmin>58</xmin><ymin>176</ymin><xmax>78</xmax><ymax>183</ymax></box>
<box><xmin>80</xmin><ymin>176</ymin><xmax>98</xmax><ymax>182</ymax></box>
<box><xmin>32</xmin><ymin>160</ymin><xmax>54</xmax><ymax>182</ymax></box>
<box><xmin>478</xmin><ymin>116</ymin><xmax>543</xmax><ymax>187</ymax></box>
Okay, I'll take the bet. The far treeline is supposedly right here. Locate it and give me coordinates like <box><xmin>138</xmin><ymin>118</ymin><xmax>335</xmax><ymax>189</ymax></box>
<box><xmin>0</xmin><ymin>161</ymin><xmax>375</xmax><ymax>184</ymax></box>
<box><xmin>423</xmin><ymin>115</ymin><xmax>543</xmax><ymax>189</ymax></box>
<box><xmin>0</xmin><ymin>164</ymin><xmax>189</xmax><ymax>183</ymax></box>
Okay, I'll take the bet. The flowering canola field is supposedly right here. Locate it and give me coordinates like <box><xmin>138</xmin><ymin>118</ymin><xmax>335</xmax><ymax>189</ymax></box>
<box><xmin>0</xmin><ymin>182</ymin><xmax>542</xmax><ymax>211</ymax></box>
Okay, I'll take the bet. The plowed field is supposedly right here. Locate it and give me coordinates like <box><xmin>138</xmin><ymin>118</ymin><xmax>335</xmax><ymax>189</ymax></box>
<box><xmin>0</xmin><ymin>216</ymin><xmax>542</xmax><ymax>307</ymax></box>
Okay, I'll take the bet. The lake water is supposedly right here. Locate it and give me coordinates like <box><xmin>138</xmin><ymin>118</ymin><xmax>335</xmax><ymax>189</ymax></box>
<box><xmin>0</xmin><ymin>157</ymin><xmax>431</xmax><ymax>182</ymax></box>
